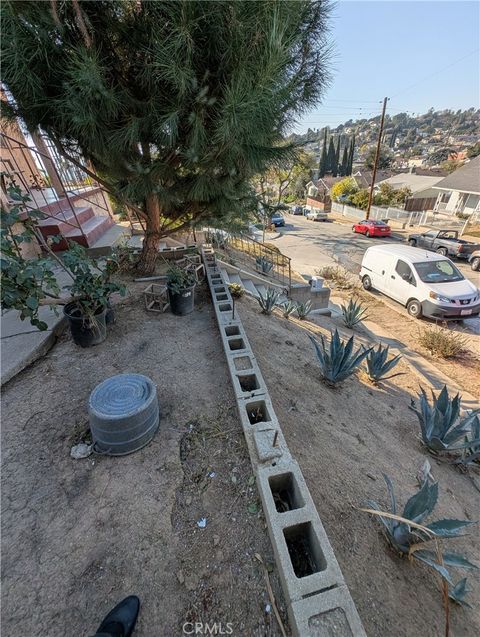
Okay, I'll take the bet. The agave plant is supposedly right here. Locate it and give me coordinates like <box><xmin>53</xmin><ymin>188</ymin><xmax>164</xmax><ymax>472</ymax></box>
<box><xmin>256</xmin><ymin>256</ymin><xmax>274</xmax><ymax>274</ymax></box>
<box><xmin>295</xmin><ymin>300</ymin><xmax>312</xmax><ymax>320</ymax></box>
<box><xmin>449</xmin><ymin>578</ymin><xmax>472</xmax><ymax>608</ymax></box>
<box><xmin>309</xmin><ymin>330</ymin><xmax>371</xmax><ymax>386</ymax></box>
<box><xmin>455</xmin><ymin>415</ymin><xmax>480</xmax><ymax>467</ymax></box>
<box><xmin>257</xmin><ymin>288</ymin><xmax>279</xmax><ymax>315</ymax></box>
<box><xmin>363</xmin><ymin>475</ymin><xmax>477</xmax><ymax>590</ymax></box>
<box><xmin>410</xmin><ymin>386</ymin><xmax>480</xmax><ymax>454</ymax></box>
<box><xmin>363</xmin><ymin>344</ymin><xmax>403</xmax><ymax>383</ymax></box>
<box><xmin>341</xmin><ymin>298</ymin><xmax>368</xmax><ymax>328</ymax></box>
<box><xmin>281</xmin><ymin>300</ymin><xmax>296</xmax><ymax>319</ymax></box>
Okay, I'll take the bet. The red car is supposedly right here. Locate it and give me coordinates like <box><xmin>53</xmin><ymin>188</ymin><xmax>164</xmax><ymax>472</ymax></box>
<box><xmin>352</xmin><ymin>219</ymin><xmax>391</xmax><ymax>238</ymax></box>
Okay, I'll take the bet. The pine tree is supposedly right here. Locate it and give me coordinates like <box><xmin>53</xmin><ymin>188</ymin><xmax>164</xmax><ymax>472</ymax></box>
<box><xmin>347</xmin><ymin>135</ymin><xmax>356</xmax><ymax>175</ymax></box>
<box><xmin>2</xmin><ymin>1</ymin><xmax>332</xmax><ymax>273</ymax></box>
<box><xmin>318</xmin><ymin>128</ymin><xmax>328</xmax><ymax>177</ymax></box>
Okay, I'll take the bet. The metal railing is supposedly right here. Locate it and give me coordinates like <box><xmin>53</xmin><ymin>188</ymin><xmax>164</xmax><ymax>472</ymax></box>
<box><xmin>205</xmin><ymin>229</ymin><xmax>292</xmax><ymax>290</ymax></box>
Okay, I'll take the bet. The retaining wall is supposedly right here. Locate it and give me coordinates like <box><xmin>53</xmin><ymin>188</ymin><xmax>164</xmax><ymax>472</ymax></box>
<box><xmin>201</xmin><ymin>245</ymin><xmax>366</xmax><ymax>637</ymax></box>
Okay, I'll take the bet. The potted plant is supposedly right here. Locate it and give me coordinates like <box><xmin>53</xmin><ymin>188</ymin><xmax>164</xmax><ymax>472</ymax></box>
<box><xmin>62</xmin><ymin>243</ymin><xmax>125</xmax><ymax>347</ymax></box>
<box><xmin>166</xmin><ymin>264</ymin><xmax>197</xmax><ymax>315</ymax></box>
<box><xmin>0</xmin><ymin>184</ymin><xmax>124</xmax><ymax>347</ymax></box>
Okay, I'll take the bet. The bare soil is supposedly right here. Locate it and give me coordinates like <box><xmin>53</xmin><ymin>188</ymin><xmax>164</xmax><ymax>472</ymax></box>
<box><xmin>1</xmin><ymin>281</ymin><xmax>288</xmax><ymax>637</ymax></box>
<box><xmin>239</xmin><ymin>293</ymin><xmax>480</xmax><ymax>637</ymax></box>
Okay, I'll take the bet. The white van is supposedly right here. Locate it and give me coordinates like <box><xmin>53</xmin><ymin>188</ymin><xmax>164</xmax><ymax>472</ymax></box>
<box><xmin>359</xmin><ymin>245</ymin><xmax>480</xmax><ymax>319</ymax></box>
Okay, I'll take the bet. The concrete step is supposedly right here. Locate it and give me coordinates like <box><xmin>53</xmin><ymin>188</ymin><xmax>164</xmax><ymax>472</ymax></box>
<box><xmin>220</xmin><ymin>269</ymin><xmax>230</xmax><ymax>283</ymax></box>
<box><xmin>227</xmin><ymin>272</ymin><xmax>243</xmax><ymax>286</ymax></box>
<box><xmin>51</xmin><ymin>215</ymin><xmax>115</xmax><ymax>250</ymax></box>
<box><xmin>38</xmin><ymin>206</ymin><xmax>95</xmax><ymax>236</ymax></box>
<box><xmin>241</xmin><ymin>278</ymin><xmax>260</xmax><ymax>297</ymax></box>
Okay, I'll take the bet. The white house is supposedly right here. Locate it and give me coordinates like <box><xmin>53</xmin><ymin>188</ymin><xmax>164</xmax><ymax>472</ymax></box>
<box><xmin>432</xmin><ymin>156</ymin><xmax>480</xmax><ymax>217</ymax></box>
<box><xmin>376</xmin><ymin>173</ymin><xmax>444</xmax><ymax>199</ymax></box>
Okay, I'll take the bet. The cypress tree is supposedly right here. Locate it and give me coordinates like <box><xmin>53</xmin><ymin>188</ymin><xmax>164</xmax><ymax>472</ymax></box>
<box><xmin>340</xmin><ymin>145</ymin><xmax>348</xmax><ymax>177</ymax></box>
<box><xmin>2</xmin><ymin>1</ymin><xmax>333</xmax><ymax>274</ymax></box>
<box><xmin>326</xmin><ymin>137</ymin><xmax>336</xmax><ymax>174</ymax></box>
<box><xmin>318</xmin><ymin>127</ymin><xmax>328</xmax><ymax>177</ymax></box>
<box><xmin>347</xmin><ymin>135</ymin><xmax>356</xmax><ymax>175</ymax></box>
<box><xmin>332</xmin><ymin>136</ymin><xmax>341</xmax><ymax>177</ymax></box>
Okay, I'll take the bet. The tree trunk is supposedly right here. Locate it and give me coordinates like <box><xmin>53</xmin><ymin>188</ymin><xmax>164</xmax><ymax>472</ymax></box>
<box><xmin>136</xmin><ymin>195</ymin><xmax>161</xmax><ymax>275</ymax></box>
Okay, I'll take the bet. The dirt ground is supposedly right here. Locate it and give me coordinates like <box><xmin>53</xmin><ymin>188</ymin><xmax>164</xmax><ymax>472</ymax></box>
<box><xmin>239</xmin><ymin>294</ymin><xmax>480</xmax><ymax>637</ymax></box>
<box><xmin>1</xmin><ymin>281</ymin><xmax>288</xmax><ymax>637</ymax></box>
<box><xmin>325</xmin><ymin>278</ymin><xmax>480</xmax><ymax>399</ymax></box>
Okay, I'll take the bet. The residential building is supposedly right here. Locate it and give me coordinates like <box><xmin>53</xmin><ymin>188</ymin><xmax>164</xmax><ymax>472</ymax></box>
<box><xmin>433</xmin><ymin>156</ymin><xmax>480</xmax><ymax>217</ymax></box>
<box><xmin>376</xmin><ymin>173</ymin><xmax>444</xmax><ymax>199</ymax></box>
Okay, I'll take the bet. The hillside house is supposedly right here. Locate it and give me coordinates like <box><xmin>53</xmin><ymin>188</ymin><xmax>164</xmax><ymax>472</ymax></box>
<box><xmin>433</xmin><ymin>156</ymin><xmax>480</xmax><ymax>218</ymax></box>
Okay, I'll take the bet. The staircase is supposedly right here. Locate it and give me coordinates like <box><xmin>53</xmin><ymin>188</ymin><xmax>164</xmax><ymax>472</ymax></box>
<box><xmin>37</xmin><ymin>204</ymin><xmax>115</xmax><ymax>251</ymax></box>
<box><xmin>219</xmin><ymin>263</ymin><xmax>288</xmax><ymax>303</ymax></box>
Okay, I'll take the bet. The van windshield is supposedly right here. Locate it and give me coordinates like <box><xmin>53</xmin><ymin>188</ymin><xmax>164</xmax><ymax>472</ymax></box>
<box><xmin>413</xmin><ymin>260</ymin><xmax>464</xmax><ymax>283</ymax></box>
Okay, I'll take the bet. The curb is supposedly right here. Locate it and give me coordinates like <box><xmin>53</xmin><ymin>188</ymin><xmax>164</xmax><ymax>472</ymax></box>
<box><xmin>201</xmin><ymin>245</ymin><xmax>366</xmax><ymax>637</ymax></box>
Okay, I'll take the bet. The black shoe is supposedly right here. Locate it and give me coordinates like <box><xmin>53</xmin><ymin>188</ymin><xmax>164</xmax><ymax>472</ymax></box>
<box><xmin>95</xmin><ymin>595</ymin><xmax>140</xmax><ymax>637</ymax></box>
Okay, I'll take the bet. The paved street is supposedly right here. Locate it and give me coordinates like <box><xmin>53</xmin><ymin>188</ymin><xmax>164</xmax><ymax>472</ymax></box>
<box><xmin>274</xmin><ymin>213</ymin><xmax>480</xmax><ymax>335</ymax></box>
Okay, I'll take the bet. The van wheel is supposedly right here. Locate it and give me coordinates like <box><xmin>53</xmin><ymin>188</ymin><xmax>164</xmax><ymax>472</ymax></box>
<box><xmin>408</xmin><ymin>239</ymin><xmax>416</xmax><ymax>247</ymax></box>
<box><xmin>362</xmin><ymin>275</ymin><xmax>372</xmax><ymax>291</ymax></box>
<box><xmin>407</xmin><ymin>299</ymin><xmax>422</xmax><ymax>318</ymax></box>
<box><xmin>436</xmin><ymin>247</ymin><xmax>448</xmax><ymax>257</ymax></box>
<box><xmin>471</xmin><ymin>257</ymin><xmax>480</xmax><ymax>271</ymax></box>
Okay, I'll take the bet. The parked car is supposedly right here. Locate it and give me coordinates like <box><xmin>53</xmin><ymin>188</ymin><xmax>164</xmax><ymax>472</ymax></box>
<box><xmin>469</xmin><ymin>250</ymin><xmax>480</xmax><ymax>271</ymax></box>
<box><xmin>291</xmin><ymin>205</ymin><xmax>304</xmax><ymax>215</ymax></box>
<box><xmin>359</xmin><ymin>244</ymin><xmax>480</xmax><ymax>320</ymax></box>
<box><xmin>352</xmin><ymin>219</ymin><xmax>391</xmax><ymax>237</ymax></box>
<box><xmin>270</xmin><ymin>213</ymin><xmax>285</xmax><ymax>227</ymax></box>
<box><xmin>306</xmin><ymin>209</ymin><xmax>328</xmax><ymax>222</ymax></box>
<box><xmin>407</xmin><ymin>229</ymin><xmax>480</xmax><ymax>259</ymax></box>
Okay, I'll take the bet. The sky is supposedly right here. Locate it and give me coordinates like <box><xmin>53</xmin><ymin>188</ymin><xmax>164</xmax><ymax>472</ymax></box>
<box><xmin>294</xmin><ymin>0</ymin><xmax>480</xmax><ymax>133</ymax></box>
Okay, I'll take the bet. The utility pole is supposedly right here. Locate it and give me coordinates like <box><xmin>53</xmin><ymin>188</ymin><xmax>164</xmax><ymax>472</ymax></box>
<box><xmin>366</xmin><ymin>96</ymin><xmax>389</xmax><ymax>219</ymax></box>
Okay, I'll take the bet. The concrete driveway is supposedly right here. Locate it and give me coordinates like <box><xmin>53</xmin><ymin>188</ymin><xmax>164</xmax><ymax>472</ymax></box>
<box><xmin>274</xmin><ymin>213</ymin><xmax>480</xmax><ymax>335</ymax></box>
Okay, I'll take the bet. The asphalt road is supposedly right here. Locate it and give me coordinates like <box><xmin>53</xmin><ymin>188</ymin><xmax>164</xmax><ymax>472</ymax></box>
<box><xmin>274</xmin><ymin>213</ymin><xmax>480</xmax><ymax>335</ymax></box>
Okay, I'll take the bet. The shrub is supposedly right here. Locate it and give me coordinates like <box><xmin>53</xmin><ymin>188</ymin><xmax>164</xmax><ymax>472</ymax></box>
<box><xmin>309</xmin><ymin>329</ymin><xmax>371</xmax><ymax>386</ymax></box>
<box><xmin>418</xmin><ymin>324</ymin><xmax>467</xmax><ymax>359</ymax></box>
<box><xmin>316</xmin><ymin>266</ymin><xmax>354</xmax><ymax>290</ymax></box>
<box><xmin>281</xmin><ymin>300</ymin><xmax>296</xmax><ymax>319</ymax></box>
<box><xmin>228</xmin><ymin>283</ymin><xmax>244</xmax><ymax>298</ymax></box>
<box><xmin>410</xmin><ymin>386</ymin><xmax>480</xmax><ymax>454</ymax></box>
<box><xmin>363</xmin><ymin>475</ymin><xmax>477</xmax><ymax>601</ymax></box>
<box><xmin>257</xmin><ymin>288</ymin><xmax>279</xmax><ymax>315</ymax></box>
<box><xmin>363</xmin><ymin>344</ymin><xmax>403</xmax><ymax>383</ymax></box>
<box><xmin>296</xmin><ymin>300</ymin><xmax>312</xmax><ymax>320</ymax></box>
<box><xmin>341</xmin><ymin>298</ymin><xmax>368</xmax><ymax>328</ymax></box>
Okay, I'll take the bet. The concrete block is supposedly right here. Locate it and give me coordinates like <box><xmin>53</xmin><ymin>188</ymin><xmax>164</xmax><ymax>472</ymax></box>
<box><xmin>229</xmin><ymin>365</ymin><xmax>268</xmax><ymax>400</ymax></box>
<box><xmin>237</xmin><ymin>394</ymin><xmax>280</xmax><ymax>433</ymax></box>
<box><xmin>288</xmin><ymin>586</ymin><xmax>366</xmax><ymax>637</ymax></box>
<box><xmin>253</xmin><ymin>427</ymin><xmax>286</xmax><ymax>463</ymax></box>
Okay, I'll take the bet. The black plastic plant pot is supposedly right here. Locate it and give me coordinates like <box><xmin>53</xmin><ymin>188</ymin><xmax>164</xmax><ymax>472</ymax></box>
<box><xmin>63</xmin><ymin>302</ymin><xmax>107</xmax><ymax>347</ymax></box>
<box><xmin>105</xmin><ymin>305</ymin><xmax>115</xmax><ymax>326</ymax></box>
<box><xmin>168</xmin><ymin>284</ymin><xmax>196</xmax><ymax>316</ymax></box>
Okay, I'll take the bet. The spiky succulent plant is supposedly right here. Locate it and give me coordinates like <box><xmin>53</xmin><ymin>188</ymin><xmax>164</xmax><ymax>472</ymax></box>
<box><xmin>363</xmin><ymin>344</ymin><xmax>403</xmax><ymax>383</ymax></box>
<box><xmin>295</xmin><ymin>300</ymin><xmax>312</xmax><ymax>320</ymax></box>
<box><xmin>257</xmin><ymin>288</ymin><xmax>279</xmax><ymax>315</ymax></box>
<box><xmin>364</xmin><ymin>475</ymin><xmax>477</xmax><ymax>592</ymax></box>
<box><xmin>410</xmin><ymin>386</ymin><xmax>480</xmax><ymax>454</ymax></box>
<box><xmin>455</xmin><ymin>415</ymin><xmax>480</xmax><ymax>467</ymax></box>
<box><xmin>309</xmin><ymin>329</ymin><xmax>371</xmax><ymax>386</ymax></box>
<box><xmin>256</xmin><ymin>256</ymin><xmax>274</xmax><ymax>274</ymax></box>
<box><xmin>281</xmin><ymin>300</ymin><xmax>296</xmax><ymax>319</ymax></box>
<box><xmin>341</xmin><ymin>298</ymin><xmax>368</xmax><ymax>328</ymax></box>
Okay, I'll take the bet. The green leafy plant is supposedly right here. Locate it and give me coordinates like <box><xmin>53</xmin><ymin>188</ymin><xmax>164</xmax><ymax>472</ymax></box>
<box><xmin>341</xmin><ymin>298</ymin><xmax>368</xmax><ymax>328</ymax></box>
<box><xmin>257</xmin><ymin>288</ymin><xmax>279</xmax><ymax>315</ymax></box>
<box><xmin>282</xmin><ymin>300</ymin><xmax>296</xmax><ymax>319</ymax></box>
<box><xmin>1</xmin><ymin>184</ymin><xmax>124</xmax><ymax>328</ymax></box>
<box><xmin>295</xmin><ymin>300</ymin><xmax>312</xmax><ymax>320</ymax></box>
<box><xmin>309</xmin><ymin>330</ymin><xmax>371</xmax><ymax>386</ymax></box>
<box><xmin>418</xmin><ymin>324</ymin><xmax>467</xmax><ymax>359</ymax></box>
<box><xmin>363</xmin><ymin>344</ymin><xmax>403</xmax><ymax>383</ymax></box>
<box><xmin>228</xmin><ymin>283</ymin><xmax>244</xmax><ymax>299</ymax></box>
<box><xmin>166</xmin><ymin>264</ymin><xmax>197</xmax><ymax>295</ymax></box>
<box><xmin>363</xmin><ymin>475</ymin><xmax>477</xmax><ymax>597</ymax></box>
<box><xmin>256</xmin><ymin>256</ymin><xmax>274</xmax><ymax>274</ymax></box>
<box><xmin>410</xmin><ymin>386</ymin><xmax>480</xmax><ymax>454</ymax></box>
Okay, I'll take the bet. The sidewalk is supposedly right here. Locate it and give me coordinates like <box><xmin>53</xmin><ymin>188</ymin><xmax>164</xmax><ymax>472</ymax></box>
<box><xmin>1</xmin><ymin>267</ymin><xmax>71</xmax><ymax>386</ymax></box>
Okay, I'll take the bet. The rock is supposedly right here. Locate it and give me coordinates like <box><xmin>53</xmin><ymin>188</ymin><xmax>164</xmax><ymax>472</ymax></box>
<box><xmin>70</xmin><ymin>443</ymin><xmax>93</xmax><ymax>459</ymax></box>
<box><xmin>177</xmin><ymin>570</ymin><xmax>185</xmax><ymax>584</ymax></box>
<box><xmin>185</xmin><ymin>495</ymin><xmax>192</xmax><ymax>505</ymax></box>
<box><xmin>213</xmin><ymin>534</ymin><xmax>220</xmax><ymax>547</ymax></box>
